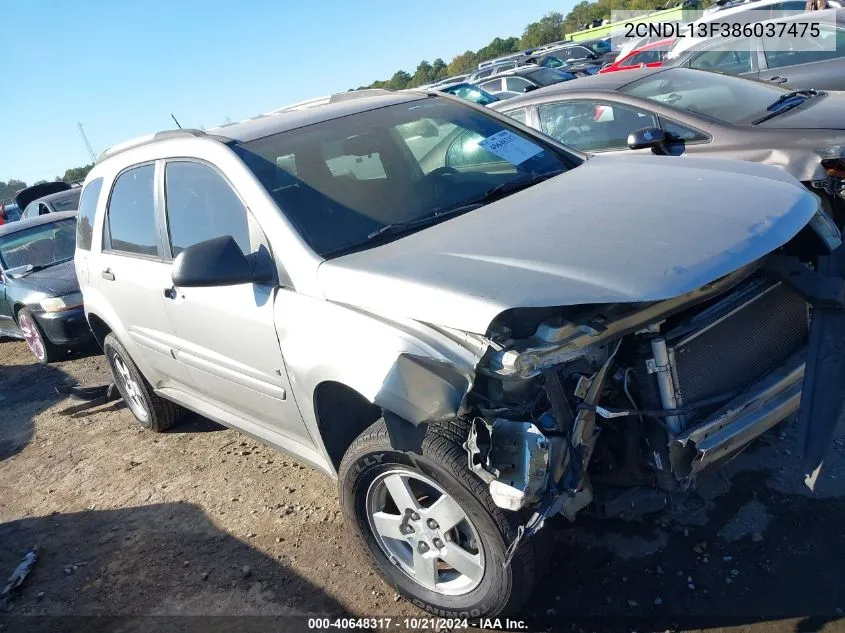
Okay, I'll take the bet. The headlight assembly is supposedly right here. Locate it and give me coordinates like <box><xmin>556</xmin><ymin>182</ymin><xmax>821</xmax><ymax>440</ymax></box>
<box><xmin>39</xmin><ymin>292</ymin><xmax>84</xmax><ymax>313</ymax></box>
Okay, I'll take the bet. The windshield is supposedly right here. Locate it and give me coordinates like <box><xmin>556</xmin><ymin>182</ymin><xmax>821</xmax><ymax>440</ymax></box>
<box><xmin>234</xmin><ymin>97</ymin><xmax>576</xmax><ymax>257</ymax></box>
<box><xmin>619</xmin><ymin>68</ymin><xmax>790</xmax><ymax>124</ymax></box>
<box><xmin>525</xmin><ymin>67</ymin><xmax>573</xmax><ymax>85</ymax></box>
<box><xmin>51</xmin><ymin>190</ymin><xmax>81</xmax><ymax>212</ymax></box>
<box><xmin>442</xmin><ymin>84</ymin><xmax>499</xmax><ymax>105</ymax></box>
<box><xmin>0</xmin><ymin>218</ymin><xmax>76</xmax><ymax>270</ymax></box>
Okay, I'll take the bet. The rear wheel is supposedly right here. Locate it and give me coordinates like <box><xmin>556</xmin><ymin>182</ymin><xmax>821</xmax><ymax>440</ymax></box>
<box><xmin>17</xmin><ymin>308</ymin><xmax>61</xmax><ymax>364</ymax></box>
<box><xmin>103</xmin><ymin>333</ymin><xmax>182</xmax><ymax>432</ymax></box>
<box><xmin>338</xmin><ymin>418</ymin><xmax>545</xmax><ymax>618</ymax></box>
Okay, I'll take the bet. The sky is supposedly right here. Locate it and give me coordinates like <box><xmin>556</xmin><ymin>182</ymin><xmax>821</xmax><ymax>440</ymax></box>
<box><xmin>1</xmin><ymin>0</ymin><xmax>574</xmax><ymax>183</ymax></box>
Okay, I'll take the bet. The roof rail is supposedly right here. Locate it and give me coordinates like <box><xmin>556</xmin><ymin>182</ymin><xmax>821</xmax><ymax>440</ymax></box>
<box><xmin>266</xmin><ymin>88</ymin><xmax>395</xmax><ymax>115</ymax></box>
<box><xmin>96</xmin><ymin>128</ymin><xmax>213</xmax><ymax>164</ymax></box>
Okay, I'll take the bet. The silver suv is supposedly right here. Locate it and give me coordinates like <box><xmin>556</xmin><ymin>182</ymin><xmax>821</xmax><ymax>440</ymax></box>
<box><xmin>75</xmin><ymin>90</ymin><xmax>845</xmax><ymax>618</ymax></box>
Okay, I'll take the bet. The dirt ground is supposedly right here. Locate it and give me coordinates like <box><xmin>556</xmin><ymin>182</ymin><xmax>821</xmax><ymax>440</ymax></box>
<box><xmin>1</xmin><ymin>338</ymin><xmax>844</xmax><ymax>633</ymax></box>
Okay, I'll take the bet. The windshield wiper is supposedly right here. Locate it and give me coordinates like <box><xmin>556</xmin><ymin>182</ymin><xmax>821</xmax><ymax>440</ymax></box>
<box><xmin>479</xmin><ymin>169</ymin><xmax>567</xmax><ymax>202</ymax></box>
<box><xmin>766</xmin><ymin>89</ymin><xmax>818</xmax><ymax>111</ymax></box>
<box><xmin>365</xmin><ymin>202</ymin><xmax>486</xmax><ymax>241</ymax></box>
<box><xmin>365</xmin><ymin>169</ymin><xmax>568</xmax><ymax>242</ymax></box>
<box><xmin>753</xmin><ymin>89</ymin><xmax>819</xmax><ymax>124</ymax></box>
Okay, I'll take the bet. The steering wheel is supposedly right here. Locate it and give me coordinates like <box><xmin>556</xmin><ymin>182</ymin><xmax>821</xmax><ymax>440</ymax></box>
<box><xmin>406</xmin><ymin>166</ymin><xmax>461</xmax><ymax>212</ymax></box>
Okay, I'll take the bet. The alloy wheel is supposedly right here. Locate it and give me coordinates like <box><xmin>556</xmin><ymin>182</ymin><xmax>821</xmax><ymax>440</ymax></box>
<box><xmin>18</xmin><ymin>312</ymin><xmax>45</xmax><ymax>362</ymax></box>
<box><xmin>365</xmin><ymin>469</ymin><xmax>485</xmax><ymax>596</ymax></box>
<box><xmin>111</xmin><ymin>352</ymin><xmax>149</xmax><ymax>422</ymax></box>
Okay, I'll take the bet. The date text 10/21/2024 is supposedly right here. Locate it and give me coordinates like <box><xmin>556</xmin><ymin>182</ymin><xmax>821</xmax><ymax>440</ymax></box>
<box><xmin>307</xmin><ymin>617</ymin><xmax>528</xmax><ymax>630</ymax></box>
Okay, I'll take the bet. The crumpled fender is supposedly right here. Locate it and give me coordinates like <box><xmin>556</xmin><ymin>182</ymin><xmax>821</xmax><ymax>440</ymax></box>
<box><xmin>273</xmin><ymin>290</ymin><xmax>482</xmax><ymax>459</ymax></box>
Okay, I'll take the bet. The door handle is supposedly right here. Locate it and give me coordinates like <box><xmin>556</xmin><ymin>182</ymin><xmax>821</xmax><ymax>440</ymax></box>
<box><xmin>101</xmin><ymin>269</ymin><xmax>115</xmax><ymax>281</ymax></box>
<box><xmin>769</xmin><ymin>76</ymin><xmax>788</xmax><ymax>84</ymax></box>
<box><xmin>163</xmin><ymin>287</ymin><xmax>176</xmax><ymax>300</ymax></box>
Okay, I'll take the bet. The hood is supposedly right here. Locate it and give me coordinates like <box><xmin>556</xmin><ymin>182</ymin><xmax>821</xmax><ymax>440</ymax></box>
<box><xmin>318</xmin><ymin>154</ymin><xmax>819</xmax><ymax>334</ymax></box>
<box><xmin>14</xmin><ymin>181</ymin><xmax>72</xmax><ymax>211</ymax></box>
<box><xmin>10</xmin><ymin>260</ymin><xmax>80</xmax><ymax>297</ymax></box>
<box><xmin>757</xmin><ymin>92</ymin><xmax>845</xmax><ymax>130</ymax></box>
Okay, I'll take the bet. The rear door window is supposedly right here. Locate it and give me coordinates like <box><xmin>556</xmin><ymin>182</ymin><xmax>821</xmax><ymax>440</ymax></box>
<box><xmin>105</xmin><ymin>164</ymin><xmax>159</xmax><ymax>257</ymax></box>
<box><xmin>76</xmin><ymin>178</ymin><xmax>103</xmax><ymax>250</ymax></box>
<box><xmin>505</xmin><ymin>77</ymin><xmax>533</xmax><ymax>92</ymax></box>
<box><xmin>763</xmin><ymin>25</ymin><xmax>845</xmax><ymax>68</ymax></box>
<box><xmin>689</xmin><ymin>38</ymin><xmax>754</xmax><ymax>74</ymax></box>
<box><xmin>479</xmin><ymin>78</ymin><xmax>503</xmax><ymax>93</ymax></box>
<box><xmin>627</xmin><ymin>49</ymin><xmax>664</xmax><ymax>65</ymax></box>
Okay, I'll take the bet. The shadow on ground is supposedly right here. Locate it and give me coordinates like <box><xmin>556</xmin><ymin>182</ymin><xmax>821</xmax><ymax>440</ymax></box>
<box><xmin>520</xmin><ymin>468</ymin><xmax>845</xmax><ymax>632</ymax></box>
<box><xmin>0</xmin><ymin>340</ymin><xmax>84</xmax><ymax>461</ymax></box>
<box><xmin>0</xmin><ymin>503</ymin><xmax>347</xmax><ymax>633</ymax></box>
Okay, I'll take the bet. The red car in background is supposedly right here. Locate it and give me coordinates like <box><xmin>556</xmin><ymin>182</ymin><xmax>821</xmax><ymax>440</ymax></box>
<box><xmin>599</xmin><ymin>38</ymin><xmax>674</xmax><ymax>74</ymax></box>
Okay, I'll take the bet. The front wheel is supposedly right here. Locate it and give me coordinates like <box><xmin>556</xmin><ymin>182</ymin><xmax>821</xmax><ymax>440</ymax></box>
<box><xmin>17</xmin><ymin>308</ymin><xmax>61</xmax><ymax>364</ymax></box>
<box><xmin>338</xmin><ymin>419</ymin><xmax>545</xmax><ymax>618</ymax></box>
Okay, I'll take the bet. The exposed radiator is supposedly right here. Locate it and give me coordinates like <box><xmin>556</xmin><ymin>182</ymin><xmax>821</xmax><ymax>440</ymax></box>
<box><xmin>666</xmin><ymin>281</ymin><xmax>809</xmax><ymax>406</ymax></box>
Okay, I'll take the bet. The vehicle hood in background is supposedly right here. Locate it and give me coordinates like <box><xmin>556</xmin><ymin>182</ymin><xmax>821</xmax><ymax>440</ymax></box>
<box><xmin>318</xmin><ymin>154</ymin><xmax>819</xmax><ymax>334</ymax></box>
<box><xmin>14</xmin><ymin>181</ymin><xmax>72</xmax><ymax>211</ymax></box>
<box><xmin>10</xmin><ymin>260</ymin><xmax>80</xmax><ymax>298</ymax></box>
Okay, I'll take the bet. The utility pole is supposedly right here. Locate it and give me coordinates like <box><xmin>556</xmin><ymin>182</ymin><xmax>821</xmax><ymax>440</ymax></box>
<box><xmin>77</xmin><ymin>123</ymin><xmax>96</xmax><ymax>163</ymax></box>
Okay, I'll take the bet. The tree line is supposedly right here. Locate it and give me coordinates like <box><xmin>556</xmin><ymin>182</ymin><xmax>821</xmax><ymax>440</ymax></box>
<box><xmin>360</xmin><ymin>0</ymin><xmax>688</xmax><ymax>90</ymax></box>
<box><xmin>1</xmin><ymin>164</ymin><xmax>94</xmax><ymax>204</ymax></box>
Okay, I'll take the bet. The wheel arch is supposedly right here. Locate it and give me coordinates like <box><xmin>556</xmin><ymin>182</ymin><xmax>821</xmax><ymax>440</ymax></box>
<box><xmin>313</xmin><ymin>381</ymin><xmax>383</xmax><ymax>471</ymax></box>
<box><xmin>86</xmin><ymin>311</ymin><xmax>113</xmax><ymax>349</ymax></box>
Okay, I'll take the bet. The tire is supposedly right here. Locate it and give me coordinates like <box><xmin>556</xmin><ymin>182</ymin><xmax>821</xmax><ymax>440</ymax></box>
<box><xmin>338</xmin><ymin>418</ymin><xmax>546</xmax><ymax>619</ymax></box>
<box><xmin>103</xmin><ymin>333</ymin><xmax>182</xmax><ymax>432</ymax></box>
<box><xmin>17</xmin><ymin>308</ymin><xmax>61</xmax><ymax>364</ymax></box>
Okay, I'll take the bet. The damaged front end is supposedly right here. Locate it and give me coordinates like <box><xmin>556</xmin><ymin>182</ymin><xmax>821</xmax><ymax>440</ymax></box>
<box><xmin>459</xmin><ymin>208</ymin><xmax>845</xmax><ymax>532</ymax></box>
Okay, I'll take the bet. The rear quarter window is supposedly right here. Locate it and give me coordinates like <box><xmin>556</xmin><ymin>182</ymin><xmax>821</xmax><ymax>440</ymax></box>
<box><xmin>76</xmin><ymin>178</ymin><xmax>103</xmax><ymax>250</ymax></box>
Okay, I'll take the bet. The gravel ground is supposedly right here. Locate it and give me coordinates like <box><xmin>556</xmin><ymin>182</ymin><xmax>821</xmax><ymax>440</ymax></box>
<box><xmin>1</xmin><ymin>338</ymin><xmax>844</xmax><ymax>633</ymax></box>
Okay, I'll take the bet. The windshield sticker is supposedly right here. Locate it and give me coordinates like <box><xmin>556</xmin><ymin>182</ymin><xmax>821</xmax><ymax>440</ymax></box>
<box><xmin>478</xmin><ymin>130</ymin><xmax>543</xmax><ymax>165</ymax></box>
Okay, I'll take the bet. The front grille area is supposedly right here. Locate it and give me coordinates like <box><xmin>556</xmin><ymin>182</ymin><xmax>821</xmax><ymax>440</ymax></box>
<box><xmin>668</xmin><ymin>281</ymin><xmax>808</xmax><ymax>405</ymax></box>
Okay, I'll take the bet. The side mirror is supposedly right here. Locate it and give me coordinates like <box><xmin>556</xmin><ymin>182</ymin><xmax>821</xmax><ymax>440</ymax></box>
<box><xmin>588</xmin><ymin>52</ymin><xmax>598</xmax><ymax>60</ymax></box>
<box><xmin>172</xmin><ymin>235</ymin><xmax>262</xmax><ymax>287</ymax></box>
<box><xmin>523</xmin><ymin>84</ymin><xmax>539</xmax><ymax>93</ymax></box>
<box><xmin>627</xmin><ymin>127</ymin><xmax>669</xmax><ymax>155</ymax></box>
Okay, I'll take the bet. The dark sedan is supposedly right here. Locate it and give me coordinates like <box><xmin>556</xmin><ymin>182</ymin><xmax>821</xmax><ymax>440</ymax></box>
<box><xmin>0</xmin><ymin>211</ymin><xmax>92</xmax><ymax>362</ymax></box>
<box><xmin>664</xmin><ymin>9</ymin><xmax>845</xmax><ymax>91</ymax></box>
<box><xmin>491</xmin><ymin>67</ymin><xmax>845</xmax><ymax>215</ymax></box>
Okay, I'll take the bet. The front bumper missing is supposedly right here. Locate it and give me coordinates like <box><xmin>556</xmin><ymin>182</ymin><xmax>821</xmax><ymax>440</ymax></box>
<box><xmin>670</xmin><ymin>350</ymin><xmax>805</xmax><ymax>483</ymax></box>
